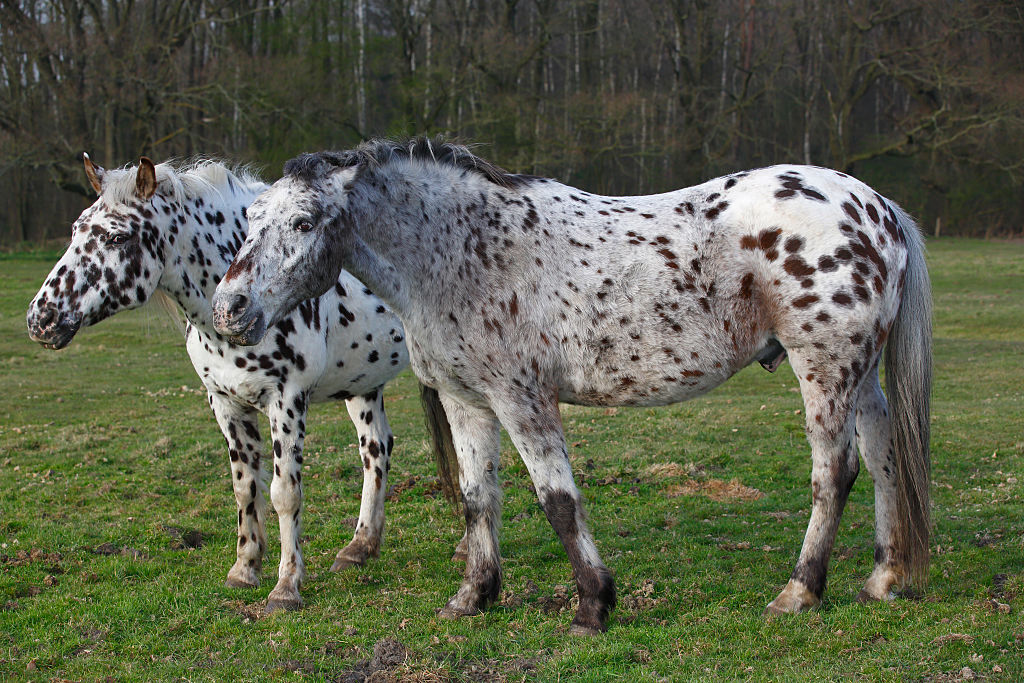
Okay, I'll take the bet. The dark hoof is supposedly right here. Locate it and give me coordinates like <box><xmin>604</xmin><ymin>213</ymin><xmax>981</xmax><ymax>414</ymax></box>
<box><xmin>856</xmin><ymin>589</ymin><xmax>879</xmax><ymax>604</ymax></box>
<box><xmin>265</xmin><ymin>597</ymin><xmax>303</xmax><ymax>613</ymax></box>
<box><xmin>436</xmin><ymin>604</ymin><xmax>481</xmax><ymax>620</ymax></box>
<box><xmin>569</xmin><ymin>622</ymin><xmax>606</xmax><ymax>636</ymax></box>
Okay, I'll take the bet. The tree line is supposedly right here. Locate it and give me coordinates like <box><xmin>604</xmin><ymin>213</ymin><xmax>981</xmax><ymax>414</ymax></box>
<box><xmin>2</xmin><ymin>0</ymin><xmax>1022</xmax><ymax>245</ymax></box>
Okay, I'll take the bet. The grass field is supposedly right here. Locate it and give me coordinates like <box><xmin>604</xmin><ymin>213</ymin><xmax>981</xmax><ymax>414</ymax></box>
<box><xmin>1</xmin><ymin>238</ymin><xmax>1021</xmax><ymax>681</ymax></box>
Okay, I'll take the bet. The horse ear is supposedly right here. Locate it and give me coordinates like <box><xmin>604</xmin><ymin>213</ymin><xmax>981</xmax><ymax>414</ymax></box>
<box><xmin>136</xmin><ymin>157</ymin><xmax>157</xmax><ymax>199</ymax></box>
<box><xmin>83</xmin><ymin>153</ymin><xmax>104</xmax><ymax>194</ymax></box>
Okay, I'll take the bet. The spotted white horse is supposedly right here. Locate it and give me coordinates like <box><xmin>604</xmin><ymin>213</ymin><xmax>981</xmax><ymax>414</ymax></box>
<box><xmin>212</xmin><ymin>138</ymin><xmax>932</xmax><ymax>633</ymax></box>
<box><xmin>26</xmin><ymin>155</ymin><xmax>456</xmax><ymax>612</ymax></box>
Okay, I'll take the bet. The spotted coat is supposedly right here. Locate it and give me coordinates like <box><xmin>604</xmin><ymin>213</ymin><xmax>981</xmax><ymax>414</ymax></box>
<box><xmin>213</xmin><ymin>138</ymin><xmax>932</xmax><ymax>632</ymax></box>
<box><xmin>27</xmin><ymin>156</ymin><xmax>412</xmax><ymax>611</ymax></box>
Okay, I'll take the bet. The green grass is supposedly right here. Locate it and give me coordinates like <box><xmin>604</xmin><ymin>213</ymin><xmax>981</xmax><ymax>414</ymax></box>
<box><xmin>1</xmin><ymin>238</ymin><xmax>1022</xmax><ymax>681</ymax></box>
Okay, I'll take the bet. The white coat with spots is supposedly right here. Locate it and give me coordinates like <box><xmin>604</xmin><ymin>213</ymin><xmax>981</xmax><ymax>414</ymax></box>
<box><xmin>212</xmin><ymin>138</ymin><xmax>932</xmax><ymax>633</ymax></box>
<box><xmin>27</xmin><ymin>156</ymin><xmax>420</xmax><ymax>612</ymax></box>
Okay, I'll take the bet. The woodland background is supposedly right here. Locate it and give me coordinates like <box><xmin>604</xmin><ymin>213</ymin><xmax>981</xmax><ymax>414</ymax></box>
<box><xmin>1</xmin><ymin>0</ymin><xmax>1022</xmax><ymax>245</ymax></box>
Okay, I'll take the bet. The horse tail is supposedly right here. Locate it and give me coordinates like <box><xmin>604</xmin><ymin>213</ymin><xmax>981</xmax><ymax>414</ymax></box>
<box><xmin>421</xmin><ymin>384</ymin><xmax>461</xmax><ymax>513</ymax></box>
<box><xmin>884</xmin><ymin>207</ymin><xmax>932</xmax><ymax>587</ymax></box>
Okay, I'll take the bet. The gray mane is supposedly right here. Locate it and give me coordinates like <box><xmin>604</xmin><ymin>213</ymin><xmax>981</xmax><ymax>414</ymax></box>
<box><xmin>283</xmin><ymin>136</ymin><xmax>532</xmax><ymax>190</ymax></box>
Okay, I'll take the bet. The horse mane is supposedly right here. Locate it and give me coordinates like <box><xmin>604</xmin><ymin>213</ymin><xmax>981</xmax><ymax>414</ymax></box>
<box><xmin>283</xmin><ymin>136</ymin><xmax>531</xmax><ymax>190</ymax></box>
<box><xmin>100</xmin><ymin>158</ymin><xmax>266</xmax><ymax>207</ymax></box>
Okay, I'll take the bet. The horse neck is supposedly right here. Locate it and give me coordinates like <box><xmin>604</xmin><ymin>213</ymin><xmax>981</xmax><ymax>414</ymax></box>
<box><xmin>345</xmin><ymin>165</ymin><xmax>490</xmax><ymax>316</ymax></box>
<box><xmin>155</xmin><ymin>183</ymin><xmax>262</xmax><ymax>332</ymax></box>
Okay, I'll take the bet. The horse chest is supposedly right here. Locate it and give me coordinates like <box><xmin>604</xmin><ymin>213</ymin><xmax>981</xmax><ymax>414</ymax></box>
<box><xmin>185</xmin><ymin>333</ymin><xmax>282</xmax><ymax>409</ymax></box>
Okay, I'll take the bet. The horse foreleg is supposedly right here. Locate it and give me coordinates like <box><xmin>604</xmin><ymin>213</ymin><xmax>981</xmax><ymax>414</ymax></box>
<box><xmin>209</xmin><ymin>394</ymin><xmax>268</xmax><ymax>589</ymax></box>
<box><xmin>767</xmin><ymin>352</ymin><xmax>860</xmax><ymax>614</ymax></box>
<box><xmin>331</xmin><ymin>389</ymin><xmax>393</xmax><ymax>570</ymax></box>
<box><xmin>494</xmin><ymin>388</ymin><xmax>615</xmax><ymax>635</ymax></box>
<box><xmin>265</xmin><ymin>392</ymin><xmax>309</xmax><ymax>612</ymax></box>
<box><xmin>854</xmin><ymin>369</ymin><xmax>906</xmax><ymax>602</ymax></box>
<box><xmin>435</xmin><ymin>395</ymin><xmax>503</xmax><ymax>619</ymax></box>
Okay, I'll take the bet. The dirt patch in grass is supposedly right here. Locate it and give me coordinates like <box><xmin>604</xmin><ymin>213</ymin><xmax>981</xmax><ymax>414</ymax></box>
<box><xmin>645</xmin><ymin>462</ymin><xmax>704</xmax><ymax>480</ymax></box>
<box><xmin>498</xmin><ymin>579</ymin><xmax>539</xmax><ymax>608</ymax></box>
<box><xmin>644</xmin><ymin>462</ymin><xmax>763</xmax><ymax>501</ymax></box>
<box><xmin>536</xmin><ymin>584</ymin><xmax>575</xmax><ymax>615</ymax></box>
<box><xmin>619</xmin><ymin>578</ymin><xmax>665</xmax><ymax>611</ymax></box>
<box><xmin>664</xmin><ymin>477</ymin><xmax>764</xmax><ymax>502</ymax></box>
<box><xmin>223</xmin><ymin>599</ymin><xmax>265</xmax><ymax>622</ymax></box>
<box><xmin>68</xmin><ymin>627</ymin><xmax>108</xmax><ymax>657</ymax></box>
<box><xmin>1</xmin><ymin>548</ymin><xmax>63</xmax><ymax>569</ymax></box>
<box><xmin>160</xmin><ymin>525</ymin><xmax>204</xmax><ymax>549</ymax></box>
<box><xmin>448</xmin><ymin>655</ymin><xmax>538</xmax><ymax>682</ymax></box>
<box><xmin>91</xmin><ymin>543</ymin><xmax>146</xmax><ymax>560</ymax></box>
<box><xmin>337</xmin><ymin>638</ymin><xmax>410</xmax><ymax>682</ymax></box>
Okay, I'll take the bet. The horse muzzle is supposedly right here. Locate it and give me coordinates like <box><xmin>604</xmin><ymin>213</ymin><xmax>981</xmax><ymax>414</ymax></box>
<box><xmin>211</xmin><ymin>292</ymin><xmax>267</xmax><ymax>346</ymax></box>
<box><xmin>26</xmin><ymin>304</ymin><xmax>82</xmax><ymax>350</ymax></box>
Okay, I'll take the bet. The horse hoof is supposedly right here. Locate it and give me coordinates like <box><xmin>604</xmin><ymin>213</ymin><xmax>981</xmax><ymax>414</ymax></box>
<box><xmin>330</xmin><ymin>557</ymin><xmax>361</xmax><ymax>571</ymax></box>
<box><xmin>265</xmin><ymin>596</ymin><xmax>303</xmax><ymax>613</ymax></box>
<box><xmin>436</xmin><ymin>604</ymin><xmax>481</xmax><ymax>620</ymax></box>
<box><xmin>569</xmin><ymin>622</ymin><xmax>605</xmax><ymax>636</ymax></box>
<box><xmin>765</xmin><ymin>581</ymin><xmax>820</xmax><ymax>616</ymax></box>
<box><xmin>225</xmin><ymin>575</ymin><xmax>259</xmax><ymax>589</ymax></box>
<box><xmin>763</xmin><ymin>597</ymin><xmax>817</xmax><ymax>616</ymax></box>
<box><xmin>856</xmin><ymin>588</ymin><xmax>891</xmax><ymax>604</ymax></box>
<box><xmin>330</xmin><ymin>554</ymin><xmax>366</xmax><ymax>572</ymax></box>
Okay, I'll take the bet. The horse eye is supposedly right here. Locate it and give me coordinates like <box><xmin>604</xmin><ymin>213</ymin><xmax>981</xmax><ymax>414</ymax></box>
<box><xmin>296</xmin><ymin>221</ymin><xmax>314</xmax><ymax>233</ymax></box>
<box><xmin>107</xmin><ymin>233</ymin><xmax>129</xmax><ymax>245</ymax></box>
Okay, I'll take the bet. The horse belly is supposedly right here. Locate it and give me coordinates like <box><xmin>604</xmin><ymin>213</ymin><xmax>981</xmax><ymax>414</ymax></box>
<box><xmin>556</xmin><ymin>337</ymin><xmax>744</xmax><ymax>408</ymax></box>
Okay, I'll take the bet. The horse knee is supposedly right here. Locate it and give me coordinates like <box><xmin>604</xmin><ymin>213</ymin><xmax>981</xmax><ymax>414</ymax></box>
<box><xmin>270</xmin><ymin>475</ymin><xmax>301</xmax><ymax>512</ymax></box>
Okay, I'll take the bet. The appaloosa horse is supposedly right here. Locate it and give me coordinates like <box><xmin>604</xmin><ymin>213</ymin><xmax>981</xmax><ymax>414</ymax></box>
<box><xmin>211</xmin><ymin>138</ymin><xmax>932</xmax><ymax>633</ymax></box>
<box><xmin>27</xmin><ymin>155</ymin><xmax>450</xmax><ymax>611</ymax></box>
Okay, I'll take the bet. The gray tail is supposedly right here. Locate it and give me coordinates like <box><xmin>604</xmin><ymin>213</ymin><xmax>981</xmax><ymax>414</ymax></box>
<box><xmin>421</xmin><ymin>384</ymin><xmax>461</xmax><ymax>513</ymax></box>
<box><xmin>883</xmin><ymin>207</ymin><xmax>932</xmax><ymax>587</ymax></box>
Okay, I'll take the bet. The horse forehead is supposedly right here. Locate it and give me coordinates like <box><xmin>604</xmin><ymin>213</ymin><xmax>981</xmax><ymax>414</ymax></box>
<box><xmin>273</xmin><ymin>178</ymin><xmax>314</xmax><ymax>206</ymax></box>
<box><xmin>72</xmin><ymin>203</ymin><xmax>105</xmax><ymax>230</ymax></box>
<box><xmin>252</xmin><ymin>183</ymin><xmax>310</xmax><ymax>220</ymax></box>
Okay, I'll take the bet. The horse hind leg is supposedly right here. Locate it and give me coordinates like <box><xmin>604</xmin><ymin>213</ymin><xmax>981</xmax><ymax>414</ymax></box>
<box><xmin>854</xmin><ymin>367</ymin><xmax>908</xmax><ymax>601</ymax></box>
<box><xmin>766</xmin><ymin>348</ymin><xmax>862</xmax><ymax>615</ymax></box>
<box><xmin>332</xmin><ymin>389</ymin><xmax>393</xmax><ymax>570</ymax></box>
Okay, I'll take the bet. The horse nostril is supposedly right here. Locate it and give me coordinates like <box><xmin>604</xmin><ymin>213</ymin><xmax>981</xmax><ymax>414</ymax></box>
<box><xmin>227</xmin><ymin>294</ymin><xmax>249</xmax><ymax>318</ymax></box>
<box><xmin>36</xmin><ymin>304</ymin><xmax>58</xmax><ymax>329</ymax></box>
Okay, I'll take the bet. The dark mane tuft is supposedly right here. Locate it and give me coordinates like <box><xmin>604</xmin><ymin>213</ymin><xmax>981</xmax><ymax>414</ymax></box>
<box><xmin>283</xmin><ymin>136</ymin><xmax>531</xmax><ymax>190</ymax></box>
<box><xmin>283</xmin><ymin>151</ymin><xmax>360</xmax><ymax>184</ymax></box>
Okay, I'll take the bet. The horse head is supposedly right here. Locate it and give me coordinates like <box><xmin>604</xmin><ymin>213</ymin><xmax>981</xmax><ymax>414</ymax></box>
<box><xmin>27</xmin><ymin>154</ymin><xmax>170</xmax><ymax>349</ymax></box>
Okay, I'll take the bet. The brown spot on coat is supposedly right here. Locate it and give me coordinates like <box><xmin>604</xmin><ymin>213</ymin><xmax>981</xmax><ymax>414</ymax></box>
<box><xmin>792</xmin><ymin>294</ymin><xmax>819</xmax><ymax>308</ymax></box>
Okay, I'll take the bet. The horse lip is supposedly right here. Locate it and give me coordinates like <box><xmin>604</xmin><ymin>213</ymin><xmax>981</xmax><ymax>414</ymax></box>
<box><xmin>28</xmin><ymin>318</ymin><xmax>81</xmax><ymax>350</ymax></box>
<box><xmin>230</xmin><ymin>312</ymin><xmax>266</xmax><ymax>346</ymax></box>
<box><xmin>211</xmin><ymin>290</ymin><xmax>254</xmax><ymax>330</ymax></box>
<box><xmin>220</xmin><ymin>307</ymin><xmax>266</xmax><ymax>346</ymax></box>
